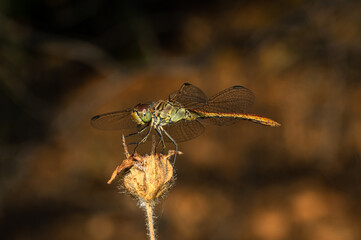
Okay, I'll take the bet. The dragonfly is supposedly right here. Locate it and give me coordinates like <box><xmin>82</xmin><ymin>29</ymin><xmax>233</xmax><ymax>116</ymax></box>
<box><xmin>91</xmin><ymin>83</ymin><xmax>280</xmax><ymax>161</ymax></box>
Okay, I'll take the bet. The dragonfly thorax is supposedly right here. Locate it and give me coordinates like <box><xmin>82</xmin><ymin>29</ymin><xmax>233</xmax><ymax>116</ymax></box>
<box><xmin>152</xmin><ymin>100</ymin><xmax>198</xmax><ymax>126</ymax></box>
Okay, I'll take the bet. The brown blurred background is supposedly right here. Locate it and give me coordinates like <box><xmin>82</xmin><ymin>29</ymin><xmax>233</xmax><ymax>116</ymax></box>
<box><xmin>1</xmin><ymin>0</ymin><xmax>360</xmax><ymax>240</ymax></box>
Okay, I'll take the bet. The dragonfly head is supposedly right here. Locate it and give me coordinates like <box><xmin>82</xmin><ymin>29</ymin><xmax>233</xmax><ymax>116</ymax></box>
<box><xmin>132</xmin><ymin>104</ymin><xmax>152</xmax><ymax>124</ymax></box>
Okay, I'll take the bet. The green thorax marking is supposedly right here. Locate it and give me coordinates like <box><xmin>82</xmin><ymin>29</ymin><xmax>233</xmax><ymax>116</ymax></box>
<box><xmin>153</xmin><ymin>100</ymin><xmax>199</xmax><ymax>124</ymax></box>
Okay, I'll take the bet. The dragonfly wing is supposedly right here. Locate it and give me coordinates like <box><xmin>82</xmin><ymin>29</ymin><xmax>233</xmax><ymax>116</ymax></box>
<box><xmin>168</xmin><ymin>83</ymin><xmax>208</xmax><ymax>109</ymax></box>
<box><xmin>205</xmin><ymin>86</ymin><xmax>255</xmax><ymax>113</ymax></box>
<box><xmin>162</xmin><ymin>120</ymin><xmax>205</xmax><ymax>143</ymax></box>
<box><xmin>195</xmin><ymin>86</ymin><xmax>255</xmax><ymax>126</ymax></box>
<box><xmin>90</xmin><ymin>109</ymin><xmax>138</xmax><ymax>130</ymax></box>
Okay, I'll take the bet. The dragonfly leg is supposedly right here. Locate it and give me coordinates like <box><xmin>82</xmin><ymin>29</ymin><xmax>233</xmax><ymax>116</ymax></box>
<box><xmin>154</xmin><ymin>127</ymin><xmax>166</xmax><ymax>154</ymax></box>
<box><xmin>161</xmin><ymin>127</ymin><xmax>178</xmax><ymax>165</ymax></box>
<box><xmin>125</xmin><ymin>124</ymin><xmax>149</xmax><ymax>139</ymax></box>
<box><xmin>131</xmin><ymin>124</ymin><xmax>153</xmax><ymax>154</ymax></box>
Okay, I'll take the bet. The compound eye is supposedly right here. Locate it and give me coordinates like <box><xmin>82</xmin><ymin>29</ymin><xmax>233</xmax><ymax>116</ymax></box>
<box><xmin>135</xmin><ymin>104</ymin><xmax>149</xmax><ymax>115</ymax></box>
<box><xmin>134</xmin><ymin>104</ymin><xmax>151</xmax><ymax>123</ymax></box>
<box><xmin>135</xmin><ymin>104</ymin><xmax>149</xmax><ymax>113</ymax></box>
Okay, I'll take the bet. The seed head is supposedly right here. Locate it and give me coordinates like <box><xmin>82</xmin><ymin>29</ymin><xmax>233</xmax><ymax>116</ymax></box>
<box><xmin>123</xmin><ymin>151</ymin><xmax>176</xmax><ymax>203</ymax></box>
<box><xmin>107</xmin><ymin>135</ymin><xmax>180</xmax><ymax>204</ymax></box>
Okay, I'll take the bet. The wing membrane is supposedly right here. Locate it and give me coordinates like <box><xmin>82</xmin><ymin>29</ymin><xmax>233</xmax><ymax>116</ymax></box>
<box><xmin>205</xmin><ymin>86</ymin><xmax>255</xmax><ymax>113</ymax></box>
<box><xmin>162</xmin><ymin>120</ymin><xmax>205</xmax><ymax>143</ymax></box>
<box><xmin>197</xmin><ymin>86</ymin><xmax>255</xmax><ymax>126</ymax></box>
<box><xmin>168</xmin><ymin>83</ymin><xmax>208</xmax><ymax>109</ymax></box>
<box><xmin>90</xmin><ymin>109</ymin><xmax>138</xmax><ymax>130</ymax></box>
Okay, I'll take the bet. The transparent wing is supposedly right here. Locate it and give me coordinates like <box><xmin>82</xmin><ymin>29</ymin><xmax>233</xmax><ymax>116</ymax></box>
<box><xmin>90</xmin><ymin>109</ymin><xmax>138</xmax><ymax>130</ymax></box>
<box><xmin>168</xmin><ymin>83</ymin><xmax>208</xmax><ymax>109</ymax></box>
<box><xmin>170</xmin><ymin>83</ymin><xmax>254</xmax><ymax>112</ymax></box>
<box><xmin>205</xmin><ymin>86</ymin><xmax>255</xmax><ymax>113</ymax></box>
<box><xmin>197</xmin><ymin>86</ymin><xmax>255</xmax><ymax>126</ymax></box>
<box><xmin>162</xmin><ymin>120</ymin><xmax>205</xmax><ymax>143</ymax></box>
<box><xmin>169</xmin><ymin>84</ymin><xmax>256</xmax><ymax>126</ymax></box>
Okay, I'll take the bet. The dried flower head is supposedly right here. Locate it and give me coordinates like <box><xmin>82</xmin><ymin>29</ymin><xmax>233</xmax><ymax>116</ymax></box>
<box><xmin>108</xmin><ymin>135</ymin><xmax>180</xmax><ymax>204</ymax></box>
<box><xmin>123</xmin><ymin>151</ymin><xmax>176</xmax><ymax>203</ymax></box>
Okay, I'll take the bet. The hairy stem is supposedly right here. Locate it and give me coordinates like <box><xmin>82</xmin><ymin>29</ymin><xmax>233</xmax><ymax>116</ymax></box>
<box><xmin>145</xmin><ymin>201</ymin><xmax>156</xmax><ymax>240</ymax></box>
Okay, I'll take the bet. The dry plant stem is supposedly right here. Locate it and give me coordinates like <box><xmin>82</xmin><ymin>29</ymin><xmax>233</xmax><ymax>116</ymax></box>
<box><xmin>145</xmin><ymin>201</ymin><xmax>156</xmax><ymax>240</ymax></box>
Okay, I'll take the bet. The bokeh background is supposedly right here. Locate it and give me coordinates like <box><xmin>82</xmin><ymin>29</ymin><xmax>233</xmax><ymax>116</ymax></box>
<box><xmin>1</xmin><ymin>0</ymin><xmax>360</xmax><ymax>240</ymax></box>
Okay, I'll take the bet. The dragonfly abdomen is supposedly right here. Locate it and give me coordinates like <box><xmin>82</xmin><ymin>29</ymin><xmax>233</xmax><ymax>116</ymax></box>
<box><xmin>194</xmin><ymin>110</ymin><xmax>281</xmax><ymax>127</ymax></box>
